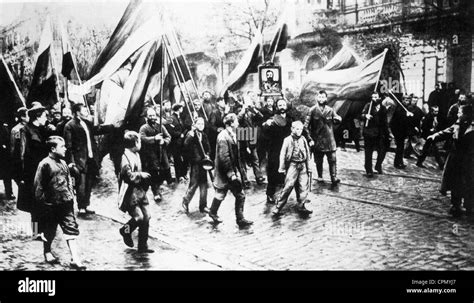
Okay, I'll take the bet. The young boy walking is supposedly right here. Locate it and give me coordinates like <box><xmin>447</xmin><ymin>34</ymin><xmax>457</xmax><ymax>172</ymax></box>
<box><xmin>182</xmin><ymin>117</ymin><xmax>211</xmax><ymax>213</ymax></box>
<box><xmin>118</xmin><ymin>131</ymin><xmax>154</xmax><ymax>253</ymax></box>
<box><xmin>34</xmin><ymin>136</ymin><xmax>86</xmax><ymax>270</ymax></box>
<box><xmin>273</xmin><ymin>121</ymin><xmax>313</xmax><ymax>216</ymax></box>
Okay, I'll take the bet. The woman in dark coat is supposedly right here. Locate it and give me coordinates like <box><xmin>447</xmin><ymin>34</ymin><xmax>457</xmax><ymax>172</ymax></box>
<box><xmin>430</xmin><ymin>105</ymin><xmax>474</xmax><ymax>216</ymax></box>
<box><xmin>17</xmin><ymin>105</ymin><xmax>49</xmax><ymax>217</ymax></box>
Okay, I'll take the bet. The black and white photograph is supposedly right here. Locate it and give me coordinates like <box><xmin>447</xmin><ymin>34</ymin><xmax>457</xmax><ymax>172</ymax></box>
<box><xmin>0</xmin><ymin>0</ymin><xmax>473</xmax><ymax>298</ymax></box>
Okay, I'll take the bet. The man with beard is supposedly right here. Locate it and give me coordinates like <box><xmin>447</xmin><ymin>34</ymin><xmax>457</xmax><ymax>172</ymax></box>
<box><xmin>306</xmin><ymin>90</ymin><xmax>342</xmax><ymax>187</ymax></box>
<box><xmin>202</xmin><ymin>90</ymin><xmax>216</xmax><ymax>118</ymax></box>
<box><xmin>361</xmin><ymin>92</ymin><xmax>390</xmax><ymax>177</ymax></box>
<box><xmin>416</xmin><ymin>105</ymin><xmax>445</xmax><ymax>169</ymax></box>
<box><xmin>447</xmin><ymin>92</ymin><xmax>469</xmax><ymax>126</ymax></box>
<box><xmin>257</xmin><ymin>96</ymin><xmax>275</xmax><ymax>167</ymax></box>
<box><xmin>262</xmin><ymin>98</ymin><xmax>293</xmax><ymax>204</ymax></box>
<box><xmin>139</xmin><ymin>107</ymin><xmax>171</xmax><ymax>202</ymax></box>
<box><xmin>166</xmin><ymin>103</ymin><xmax>188</xmax><ymax>182</ymax></box>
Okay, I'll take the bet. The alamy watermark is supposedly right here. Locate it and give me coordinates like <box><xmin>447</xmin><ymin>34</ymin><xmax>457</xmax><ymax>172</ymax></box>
<box><xmin>0</xmin><ymin>219</ymin><xmax>38</xmax><ymax>238</ymax></box>
<box><xmin>321</xmin><ymin>220</ymin><xmax>367</xmax><ymax>239</ymax></box>
<box><xmin>379</xmin><ymin>77</ymin><xmax>424</xmax><ymax>96</ymax></box>
<box><xmin>236</xmin><ymin>127</ymin><xmax>257</xmax><ymax>145</ymax></box>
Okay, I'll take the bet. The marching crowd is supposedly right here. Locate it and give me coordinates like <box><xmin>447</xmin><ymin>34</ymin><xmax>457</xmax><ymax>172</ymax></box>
<box><xmin>0</xmin><ymin>83</ymin><xmax>473</xmax><ymax>269</ymax></box>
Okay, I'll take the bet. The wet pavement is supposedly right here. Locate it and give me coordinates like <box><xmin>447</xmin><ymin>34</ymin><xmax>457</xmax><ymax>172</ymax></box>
<box><xmin>1</xmin><ymin>147</ymin><xmax>474</xmax><ymax>270</ymax></box>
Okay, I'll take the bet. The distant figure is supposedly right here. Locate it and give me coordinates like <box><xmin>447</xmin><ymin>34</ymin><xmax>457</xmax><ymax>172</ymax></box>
<box><xmin>360</xmin><ymin>92</ymin><xmax>390</xmax><ymax>177</ymax></box>
<box><xmin>416</xmin><ymin>105</ymin><xmax>445</xmax><ymax>170</ymax></box>
<box><xmin>306</xmin><ymin>90</ymin><xmax>342</xmax><ymax>187</ymax></box>
<box><xmin>139</xmin><ymin>107</ymin><xmax>171</xmax><ymax>202</ymax></box>
<box><xmin>182</xmin><ymin>117</ymin><xmax>211</xmax><ymax>214</ymax></box>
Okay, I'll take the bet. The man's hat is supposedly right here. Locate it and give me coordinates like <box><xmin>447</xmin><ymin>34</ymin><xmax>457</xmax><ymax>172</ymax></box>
<box><xmin>172</xmin><ymin>103</ymin><xmax>183</xmax><ymax>111</ymax></box>
<box><xmin>16</xmin><ymin>107</ymin><xmax>28</xmax><ymax>117</ymax></box>
<box><xmin>28</xmin><ymin>102</ymin><xmax>46</xmax><ymax>118</ymax></box>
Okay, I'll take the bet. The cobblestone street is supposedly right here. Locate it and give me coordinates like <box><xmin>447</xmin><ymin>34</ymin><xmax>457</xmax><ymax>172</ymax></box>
<box><xmin>1</xmin><ymin>148</ymin><xmax>474</xmax><ymax>270</ymax></box>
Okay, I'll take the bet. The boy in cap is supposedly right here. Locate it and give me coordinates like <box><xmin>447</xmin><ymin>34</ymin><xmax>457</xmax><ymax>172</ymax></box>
<box><xmin>34</xmin><ymin>136</ymin><xmax>86</xmax><ymax>270</ymax></box>
<box><xmin>118</xmin><ymin>131</ymin><xmax>154</xmax><ymax>253</ymax></box>
<box><xmin>273</xmin><ymin>121</ymin><xmax>312</xmax><ymax>216</ymax></box>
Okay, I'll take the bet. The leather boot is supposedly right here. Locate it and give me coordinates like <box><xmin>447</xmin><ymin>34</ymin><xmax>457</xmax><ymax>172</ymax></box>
<box><xmin>137</xmin><ymin>221</ymin><xmax>154</xmax><ymax>253</ymax></box>
<box><xmin>236</xmin><ymin>199</ymin><xmax>253</xmax><ymax>227</ymax></box>
<box><xmin>119</xmin><ymin>218</ymin><xmax>138</xmax><ymax>248</ymax></box>
<box><xmin>209</xmin><ymin>198</ymin><xmax>223</xmax><ymax>223</ymax></box>
<box><xmin>329</xmin><ymin>161</ymin><xmax>340</xmax><ymax>186</ymax></box>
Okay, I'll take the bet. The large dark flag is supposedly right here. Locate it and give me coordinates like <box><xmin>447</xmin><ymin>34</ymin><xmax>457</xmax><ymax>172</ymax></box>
<box><xmin>27</xmin><ymin>17</ymin><xmax>57</xmax><ymax>107</ymax></box>
<box><xmin>79</xmin><ymin>0</ymin><xmax>166</xmax><ymax>127</ymax></box>
<box><xmin>0</xmin><ymin>55</ymin><xmax>26</xmax><ymax>126</ymax></box>
<box><xmin>300</xmin><ymin>48</ymin><xmax>388</xmax><ymax>121</ymax></box>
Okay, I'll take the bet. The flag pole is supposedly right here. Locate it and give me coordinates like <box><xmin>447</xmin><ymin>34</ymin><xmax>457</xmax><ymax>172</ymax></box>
<box><xmin>388</xmin><ymin>90</ymin><xmax>410</xmax><ymax>113</ymax></box>
<box><xmin>271</xmin><ymin>26</ymin><xmax>282</xmax><ymax>63</ymax></box>
<box><xmin>160</xmin><ymin>36</ymin><xmax>165</xmax><ymax>130</ymax></box>
<box><xmin>163</xmin><ymin>42</ymin><xmax>188</xmax><ymax>114</ymax></box>
<box><xmin>169</xmin><ymin>25</ymin><xmax>209</xmax><ymax>122</ymax></box>
<box><xmin>163</xmin><ymin>34</ymin><xmax>198</xmax><ymax>114</ymax></box>
<box><xmin>163</xmin><ymin>38</ymin><xmax>214</xmax><ymax>181</ymax></box>
<box><xmin>163</xmin><ymin>35</ymin><xmax>197</xmax><ymax>117</ymax></box>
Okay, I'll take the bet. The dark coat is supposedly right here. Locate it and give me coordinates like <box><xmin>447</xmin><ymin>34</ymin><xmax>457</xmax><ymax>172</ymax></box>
<box><xmin>139</xmin><ymin>122</ymin><xmax>171</xmax><ymax>172</ymax></box>
<box><xmin>214</xmin><ymin>129</ymin><xmax>243</xmax><ymax>189</ymax></box>
<box><xmin>306</xmin><ymin>104</ymin><xmax>341</xmax><ymax>152</ymax></box>
<box><xmin>262</xmin><ymin>114</ymin><xmax>293</xmax><ymax>162</ymax></box>
<box><xmin>118</xmin><ymin>150</ymin><xmax>149</xmax><ymax>213</ymax></box>
<box><xmin>238</xmin><ymin>107</ymin><xmax>264</xmax><ymax>148</ymax></box>
<box><xmin>0</xmin><ymin>123</ymin><xmax>13</xmax><ymax>179</ymax></box>
<box><xmin>165</xmin><ymin>113</ymin><xmax>186</xmax><ymax>149</ymax></box>
<box><xmin>390</xmin><ymin>105</ymin><xmax>412</xmax><ymax>138</ymax></box>
<box><xmin>9</xmin><ymin>122</ymin><xmax>26</xmax><ymax>180</ymax></box>
<box><xmin>420</xmin><ymin>114</ymin><xmax>444</xmax><ymax>139</ymax></box>
<box><xmin>434</xmin><ymin>122</ymin><xmax>474</xmax><ymax>196</ymax></box>
<box><xmin>63</xmin><ymin>118</ymin><xmax>114</xmax><ymax>173</ymax></box>
<box><xmin>17</xmin><ymin>123</ymin><xmax>49</xmax><ymax>213</ymax></box>
<box><xmin>361</xmin><ymin>102</ymin><xmax>390</xmax><ymax>139</ymax></box>
<box><xmin>183</xmin><ymin>131</ymin><xmax>210</xmax><ymax>164</ymax></box>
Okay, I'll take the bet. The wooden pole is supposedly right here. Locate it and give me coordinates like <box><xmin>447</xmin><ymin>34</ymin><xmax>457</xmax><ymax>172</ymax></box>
<box><xmin>169</xmin><ymin>26</ymin><xmax>209</xmax><ymax>121</ymax></box>
<box><xmin>163</xmin><ymin>35</ymin><xmax>197</xmax><ymax>114</ymax></box>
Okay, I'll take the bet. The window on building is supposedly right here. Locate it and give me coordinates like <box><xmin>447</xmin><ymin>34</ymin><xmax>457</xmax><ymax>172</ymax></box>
<box><xmin>288</xmin><ymin>71</ymin><xmax>295</xmax><ymax>81</ymax></box>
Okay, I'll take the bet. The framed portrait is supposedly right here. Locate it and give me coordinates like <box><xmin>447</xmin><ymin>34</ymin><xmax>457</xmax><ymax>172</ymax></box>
<box><xmin>258</xmin><ymin>64</ymin><xmax>282</xmax><ymax>96</ymax></box>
